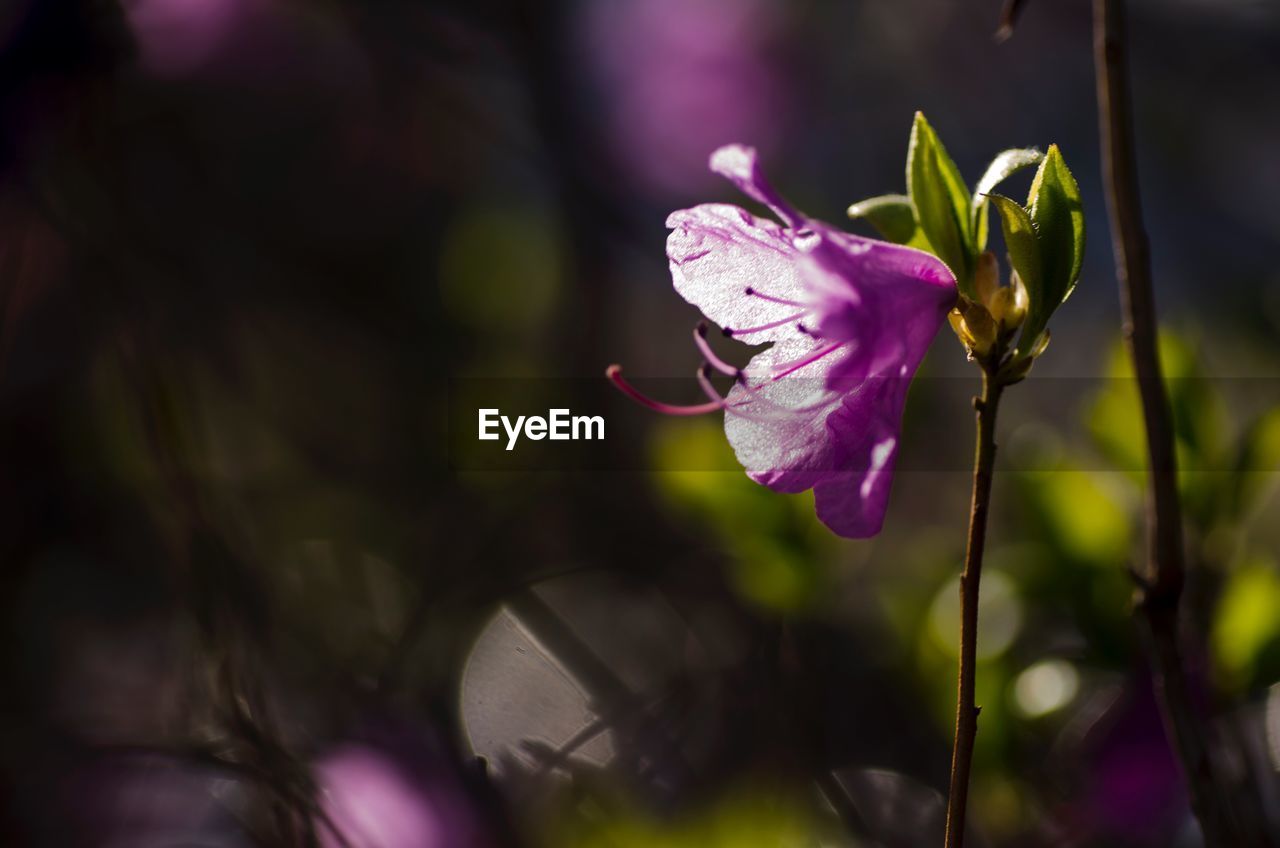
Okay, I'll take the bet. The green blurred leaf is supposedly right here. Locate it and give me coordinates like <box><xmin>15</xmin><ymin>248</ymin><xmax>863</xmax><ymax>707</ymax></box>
<box><xmin>1229</xmin><ymin>408</ymin><xmax>1280</xmax><ymax>517</ymax></box>
<box><xmin>1087</xmin><ymin>334</ymin><xmax>1228</xmax><ymax>527</ymax></box>
<box><xmin>556</xmin><ymin>787</ymin><xmax>825</xmax><ymax>848</ymax></box>
<box><xmin>1025</xmin><ymin>146</ymin><xmax>1085</xmax><ymax>320</ymax></box>
<box><xmin>1212</xmin><ymin>556</ymin><xmax>1280</xmax><ymax>693</ymax></box>
<box><xmin>846</xmin><ymin>193</ymin><xmax>920</xmax><ymax>245</ymax></box>
<box><xmin>972</xmin><ymin>148</ymin><xmax>1043</xmax><ymax>250</ymax></box>
<box><xmin>1087</xmin><ymin>344</ymin><xmax>1149</xmax><ymax>479</ymax></box>
<box><xmin>908</xmin><ymin>112</ymin><xmax>974</xmax><ymax>296</ymax></box>
<box><xmin>1024</xmin><ymin>469</ymin><xmax>1132</xmax><ymax>565</ymax></box>
<box><xmin>439</xmin><ymin>204</ymin><xmax>563</xmax><ymax>331</ymax></box>
<box><xmin>650</xmin><ymin>419</ymin><xmax>830</xmax><ymax>611</ymax></box>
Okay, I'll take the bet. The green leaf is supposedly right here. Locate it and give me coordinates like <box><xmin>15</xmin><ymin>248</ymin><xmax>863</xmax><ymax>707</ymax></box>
<box><xmin>972</xmin><ymin>148</ymin><xmax>1043</xmax><ymax>250</ymax></box>
<box><xmin>1212</xmin><ymin>556</ymin><xmax>1280</xmax><ymax>693</ymax></box>
<box><xmin>1086</xmin><ymin>333</ymin><xmax>1226</xmax><ymax>525</ymax></box>
<box><xmin>1026</xmin><ymin>144</ymin><xmax>1085</xmax><ymax>313</ymax></box>
<box><xmin>1229</xmin><ymin>409</ymin><xmax>1280</xmax><ymax>518</ymax></box>
<box><xmin>907</xmin><ymin>112</ymin><xmax>974</xmax><ymax>296</ymax></box>
<box><xmin>986</xmin><ymin>146</ymin><xmax>1085</xmax><ymax>357</ymax></box>
<box><xmin>649</xmin><ymin>418</ymin><xmax>832</xmax><ymax>610</ymax></box>
<box><xmin>847</xmin><ymin>194</ymin><xmax>919</xmax><ymax>245</ymax></box>
<box><xmin>988</xmin><ymin>194</ymin><xmax>1043</xmax><ymax>352</ymax></box>
<box><xmin>1024</xmin><ymin>466</ymin><xmax>1132</xmax><ymax>565</ymax></box>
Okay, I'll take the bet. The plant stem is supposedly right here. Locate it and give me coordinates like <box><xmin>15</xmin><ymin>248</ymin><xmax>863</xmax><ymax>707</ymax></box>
<box><xmin>944</xmin><ymin>369</ymin><xmax>1003</xmax><ymax>848</ymax></box>
<box><xmin>1093</xmin><ymin>0</ymin><xmax>1242</xmax><ymax>843</ymax></box>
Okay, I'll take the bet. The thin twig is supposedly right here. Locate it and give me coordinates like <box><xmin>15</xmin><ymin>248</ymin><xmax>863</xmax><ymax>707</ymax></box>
<box><xmin>994</xmin><ymin>0</ymin><xmax>1029</xmax><ymax>42</ymax></box>
<box><xmin>1092</xmin><ymin>0</ymin><xmax>1242</xmax><ymax>843</ymax></box>
<box><xmin>944</xmin><ymin>370</ymin><xmax>1004</xmax><ymax>848</ymax></box>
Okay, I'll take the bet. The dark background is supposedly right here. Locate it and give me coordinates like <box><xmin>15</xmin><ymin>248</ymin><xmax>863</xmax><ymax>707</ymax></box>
<box><xmin>1</xmin><ymin>1</ymin><xmax>1279</xmax><ymax>845</ymax></box>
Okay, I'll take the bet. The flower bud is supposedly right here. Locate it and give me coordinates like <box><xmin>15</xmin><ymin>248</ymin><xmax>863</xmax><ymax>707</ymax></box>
<box><xmin>989</xmin><ymin>285</ymin><xmax>1026</xmax><ymax>330</ymax></box>
<box><xmin>974</xmin><ymin>251</ymin><xmax>999</xmax><ymax>306</ymax></box>
<box><xmin>948</xmin><ymin>301</ymin><xmax>997</xmax><ymax>357</ymax></box>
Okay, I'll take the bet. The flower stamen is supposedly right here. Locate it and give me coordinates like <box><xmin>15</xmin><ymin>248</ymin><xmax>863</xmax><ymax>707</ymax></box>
<box><xmin>744</xmin><ymin>287</ymin><xmax>804</xmax><ymax>307</ymax></box>
<box><xmin>763</xmin><ymin>343</ymin><xmax>843</xmax><ymax>381</ymax></box>
<box><xmin>723</xmin><ymin>311</ymin><xmax>810</xmax><ymax>337</ymax></box>
<box><xmin>694</xmin><ymin>322</ymin><xmax>744</xmax><ymax>377</ymax></box>
<box><xmin>606</xmin><ymin>365</ymin><xmax>725</xmax><ymax>415</ymax></box>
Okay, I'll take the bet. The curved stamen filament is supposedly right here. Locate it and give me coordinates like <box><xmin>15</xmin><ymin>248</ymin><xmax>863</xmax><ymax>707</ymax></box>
<box><xmin>606</xmin><ymin>365</ymin><xmax>724</xmax><ymax>416</ymax></box>
<box><xmin>698</xmin><ymin>364</ymin><xmax>798</xmax><ymax>424</ymax></box>
<box><xmin>724</xmin><ymin>311</ymin><xmax>810</xmax><ymax>337</ymax></box>
<box><xmin>744</xmin><ymin>287</ymin><xmax>804</xmax><ymax>307</ymax></box>
<box><xmin>696</xmin><ymin>363</ymin><xmax>728</xmax><ymax>406</ymax></box>
<box><xmin>763</xmin><ymin>343</ymin><xmax>843</xmax><ymax>382</ymax></box>
<box><xmin>694</xmin><ymin>323</ymin><xmax>742</xmax><ymax>377</ymax></box>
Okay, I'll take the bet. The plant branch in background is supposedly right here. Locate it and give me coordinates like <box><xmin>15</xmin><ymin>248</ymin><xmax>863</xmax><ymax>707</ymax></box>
<box><xmin>994</xmin><ymin>0</ymin><xmax>1029</xmax><ymax>43</ymax></box>
<box><xmin>1092</xmin><ymin>0</ymin><xmax>1243</xmax><ymax>843</ymax></box>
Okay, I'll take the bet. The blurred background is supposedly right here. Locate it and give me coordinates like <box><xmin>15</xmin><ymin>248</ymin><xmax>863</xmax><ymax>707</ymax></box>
<box><xmin>1</xmin><ymin>0</ymin><xmax>1279</xmax><ymax>845</ymax></box>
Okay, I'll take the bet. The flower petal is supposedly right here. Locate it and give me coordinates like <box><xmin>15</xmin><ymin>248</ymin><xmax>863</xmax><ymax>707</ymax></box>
<box><xmin>666</xmin><ymin>203</ymin><xmax>812</xmax><ymax>345</ymax></box>
<box><xmin>802</xmin><ymin>229</ymin><xmax>956</xmax><ymax>375</ymax></box>
<box><xmin>810</xmin><ymin>376</ymin><xmax>910</xmax><ymax>538</ymax></box>
<box><xmin>708</xmin><ymin>144</ymin><xmax>802</xmax><ymax>228</ymax></box>
<box><xmin>722</xmin><ymin>340</ymin><xmax>858</xmax><ymax>494</ymax></box>
<box><xmin>721</xmin><ymin>229</ymin><xmax>954</xmax><ymax>538</ymax></box>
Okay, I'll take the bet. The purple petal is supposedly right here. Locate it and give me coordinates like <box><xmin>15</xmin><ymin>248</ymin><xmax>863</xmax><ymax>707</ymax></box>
<box><xmin>802</xmin><ymin>228</ymin><xmax>956</xmax><ymax>381</ymax></box>
<box><xmin>666</xmin><ymin>203</ymin><xmax>812</xmax><ymax>344</ymax></box>
<box><xmin>811</xmin><ymin>377</ymin><xmax>909</xmax><ymax>538</ymax></box>
<box><xmin>723</xmin><ymin>349</ymin><xmax>848</xmax><ymax>494</ymax></box>
<box><xmin>720</xmin><ymin>230</ymin><xmax>954</xmax><ymax>538</ymax></box>
<box><xmin>708</xmin><ymin>144</ymin><xmax>802</xmax><ymax>228</ymax></box>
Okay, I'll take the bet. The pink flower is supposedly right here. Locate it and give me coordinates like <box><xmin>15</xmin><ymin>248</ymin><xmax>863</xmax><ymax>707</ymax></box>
<box><xmin>316</xmin><ymin>745</ymin><xmax>480</xmax><ymax>848</ymax></box>
<box><xmin>610</xmin><ymin>145</ymin><xmax>956</xmax><ymax>537</ymax></box>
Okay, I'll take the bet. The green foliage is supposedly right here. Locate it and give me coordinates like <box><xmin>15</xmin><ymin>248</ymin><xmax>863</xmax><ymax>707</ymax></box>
<box><xmin>1213</xmin><ymin>556</ymin><xmax>1280</xmax><ymax>693</ymax></box>
<box><xmin>972</xmin><ymin>148</ymin><xmax>1043</xmax><ymax>250</ymax></box>
<box><xmin>986</xmin><ymin>147</ymin><xmax>1085</xmax><ymax>357</ymax></box>
<box><xmin>1087</xmin><ymin>334</ymin><xmax>1231</xmax><ymax>529</ymax></box>
<box><xmin>439</xmin><ymin>204</ymin><xmax>563</xmax><ymax>332</ymax></box>
<box><xmin>988</xmin><ymin>195</ymin><xmax>1041</xmax><ymax>311</ymax></box>
<box><xmin>845</xmin><ymin>118</ymin><xmax>1081</xmax><ymax>359</ymax></box>
<box><xmin>1021</xmin><ymin>146</ymin><xmax>1085</xmax><ymax>351</ymax></box>
<box><xmin>1229</xmin><ymin>408</ymin><xmax>1280</xmax><ymax>519</ymax></box>
<box><xmin>650</xmin><ymin>418</ymin><xmax>833</xmax><ymax>611</ymax></box>
<box><xmin>1023</xmin><ymin>470</ymin><xmax>1133</xmax><ymax>566</ymax></box>
<box><xmin>1077</xmin><ymin>332</ymin><xmax>1280</xmax><ymax>693</ymax></box>
<box><xmin>845</xmin><ymin>193</ymin><xmax>923</xmax><ymax>246</ymax></box>
<box><xmin>907</xmin><ymin>112</ymin><xmax>975</xmax><ymax>296</ymax></box>
<box><xmin>550</xmin><ymin>788</ymin><xmax>825</xmax><ymax>848</ymax></box>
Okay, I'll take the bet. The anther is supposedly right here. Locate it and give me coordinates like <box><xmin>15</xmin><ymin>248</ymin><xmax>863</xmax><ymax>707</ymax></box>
<box><xmin>723</xmin><ymin>311</ymin><xmax>811</xmax><ymax>337</ymax></box>
<box><xmin>693</xmin><ymin>322</ymin><xmax>741</xmax><ymax>376</ymax></box>
<box><xmin>744</xmin><ymin>288</ymin><xmax>805</xmax><ymax>307</ymax></box>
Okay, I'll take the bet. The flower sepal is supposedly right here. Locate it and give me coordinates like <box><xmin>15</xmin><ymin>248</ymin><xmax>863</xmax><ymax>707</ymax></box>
<box><xmin>948</xmin><ymin>299</ymin><xmax>997</xmax><ymax>360</ymax></box>
<box><xmin>995</xmin><ymin>330</ymin><xmax>1051</xmax><ymax>386</ymax></box>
